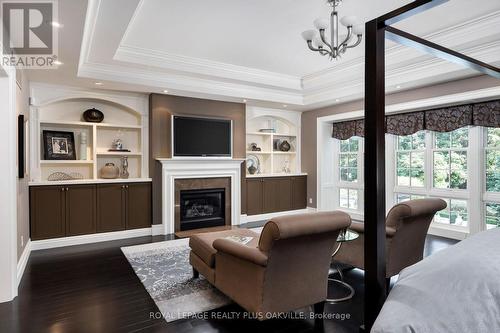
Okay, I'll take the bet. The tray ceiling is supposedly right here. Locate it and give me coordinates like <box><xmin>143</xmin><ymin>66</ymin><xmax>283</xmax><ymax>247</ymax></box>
<box><xmin>28</xmin><ymin>0</ymin><xmax>500</xmax><ymax>110</ymax></box>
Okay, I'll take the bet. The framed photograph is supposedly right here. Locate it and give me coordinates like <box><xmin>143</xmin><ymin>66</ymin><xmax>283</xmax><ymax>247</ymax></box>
<box><xmin>43</xmin><ymin>130</ymin><xmax>76</xmax><ymax>160</ymax></box>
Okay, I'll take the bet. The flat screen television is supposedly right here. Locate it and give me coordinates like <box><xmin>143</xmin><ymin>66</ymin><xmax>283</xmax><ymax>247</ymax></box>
<box><xmin>173</xmin><ymin>116</ymin><xmax>232</xmax><ymax>157</ymax></box>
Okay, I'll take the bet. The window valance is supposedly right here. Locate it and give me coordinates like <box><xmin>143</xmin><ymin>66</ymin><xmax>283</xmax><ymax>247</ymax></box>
<box><xmin>331</xmin><ymin>99</ymin><xmax>500</xmax><ymax>139</ymax></box>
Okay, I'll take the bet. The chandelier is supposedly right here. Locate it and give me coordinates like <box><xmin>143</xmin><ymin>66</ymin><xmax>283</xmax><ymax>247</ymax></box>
<box><xmin>302</xmin><ymin>0</ymin><xmax>363</xmax><ymax>60</ymax></box>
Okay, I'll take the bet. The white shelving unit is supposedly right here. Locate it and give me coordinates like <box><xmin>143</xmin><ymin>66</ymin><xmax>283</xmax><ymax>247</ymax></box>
<box><xmin>29</xmin><ymin>84</ymin><xmax>149</xmax><ymax>183</ymax></box>
<box><xmin>245</xmin><ymin>106</ymin><xmax>303</xmax><ymax>177</ymax></box>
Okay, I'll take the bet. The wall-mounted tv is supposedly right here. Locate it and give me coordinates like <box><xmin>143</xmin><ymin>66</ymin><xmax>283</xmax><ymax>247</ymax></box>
<box><xmin>173</xmin><ymin>116</ymin><xmax>232</xmax><ymax>157</ymax></box>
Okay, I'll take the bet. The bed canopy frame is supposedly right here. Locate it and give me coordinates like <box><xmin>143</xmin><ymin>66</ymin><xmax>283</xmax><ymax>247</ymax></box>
<box><xmin>363</xmin><ymin>0</ymin><xmax>500</xmax><ymax>330</ymax></box>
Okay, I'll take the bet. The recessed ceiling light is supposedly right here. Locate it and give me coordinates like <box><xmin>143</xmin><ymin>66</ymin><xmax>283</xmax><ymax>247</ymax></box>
<box><xmin>53</xmin><ymin>60</ymin><xmax>63</xmax><ymax>66</ymax></box>
<box><xmin>94</xmin><ymin>82</ymin><xmax>103</xmax><ymax>86</ymax></box>
<box><xmin>335</xmin><ymin>98</ymin><xmax>340</xmax><ymax>102</ymax></box>
<box><xmin>243</xmin><ymin>99</ymin><xmax>247</xmax><ymax>103</ymax></box>
<box><xmin>51</xmin><ymin>21</ymin><xmax>63</xmax><ymax>28</ymax></box>
<box><xmin>283</xmin><ymin>104</ymin><xmax>288</xmax><ymax>108</ymax></box>
<box><xmin>396</xmin><ymin>85</ymin><xmax>402</xmax><ymax>89</ymax></box>
<box><xmin>163</xmin><ymin>89</ymin><xmax>169</xmax><ymax>93</ymax></box>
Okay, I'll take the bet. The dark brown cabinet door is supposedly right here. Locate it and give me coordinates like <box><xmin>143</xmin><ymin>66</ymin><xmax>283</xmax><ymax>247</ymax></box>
<box><xmin>126</xmin><ymin>183</ymin><xmax>152</xmax><ymax>229</ymax></box>
<box><xmin>246</xmin><ymin>178</ymin><xmax>263</xmax><ymax>215</ymax></box>
<box><xmin>30</xmin><ymin>186</ymin><xmax>65</xmax><ymax>240</ymax></box>
<box><xmin>97</xmin><ymin>184</ymin><xmax>126</xmax><ymax>232</ymax></box>
<box><xmin>291</xmin><ymin>176</ymin><xmax>307</xmax><ymax>210</ymax></box>
<box><xmin>65</xmin><ymin>185</ymin><xmax>96</xmax><ymax>236</ymax></box>
<box><xmin>263</xmin><ymin>178</ymin><xmax>292</xmax><ymax>213</ymax></box>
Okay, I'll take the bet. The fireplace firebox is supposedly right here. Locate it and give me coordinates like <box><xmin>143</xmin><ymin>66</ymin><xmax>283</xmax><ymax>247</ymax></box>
<box><xmin>179</xmin><ymin>188</ymin><xmax>225</xmax><ymax>231</ymax></box>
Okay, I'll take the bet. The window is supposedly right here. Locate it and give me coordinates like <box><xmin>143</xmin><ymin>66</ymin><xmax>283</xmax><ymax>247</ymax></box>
<box><xmin>434</xmin><ymin>198</ymin><xmax>468</xmax><ymax>227</ymax></box>
<box><xmin>339</xmin><ymin>137</ymin><xmax>360</xmax><ymax>182</ymax></box>
<box><xmin>485</xmin><ymin>203</ymin><xmax>499</xmax><ymax>229</ymax></box>
<box><xmin>340</xmin><ymin>188</ymin><xmax>359</xmax><ymax>210</ymax></box>
<box><xmin>396</xmin><ymin>193</ymin><xmax>425</xmax><ymax>203</ymax></box>
<box><xmin>335</xmin><ymin>137</ymin><xmax>363</xmax><ymax>213</ymax></box>
<box><xmin>486</xmin><ymin>128</ymin><xmax>499</xmax><ymax>192</ymax></box>
<box><xmin>396</xmin><ymin>132</ymin><xmax>425</xmax><ymax>187</ymax></box>
<box><xmin>433</xmin><ymin>128</ymin><xmax>468</xmax><ymax>189</ymax></box>
<box><xmin>329</xmin><ymin>122</ymin><xmax>497</xmax><ymax>235</ymax></box>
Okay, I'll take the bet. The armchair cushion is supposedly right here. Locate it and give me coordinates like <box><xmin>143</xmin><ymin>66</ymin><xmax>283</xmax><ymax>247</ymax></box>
<box><xmin>189</xmin><ymin>228</ymin><xmax>259</xmax><ymax>268</ymax></box>
<box><xmin>213</xmin><ymin>239</ymin><xmax>268</xmax><ymax>266</ymax></box>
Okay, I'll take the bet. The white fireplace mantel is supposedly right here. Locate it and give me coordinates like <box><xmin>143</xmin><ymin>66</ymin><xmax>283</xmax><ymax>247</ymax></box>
<box><xmin>157</xmin><ymin>158</ymin><xmax>244</xmax><ymax>235</ymax></box>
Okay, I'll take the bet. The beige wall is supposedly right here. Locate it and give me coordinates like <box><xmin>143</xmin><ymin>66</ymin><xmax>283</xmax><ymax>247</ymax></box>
<box><xmin>16</xmin><ymin>70</ymin><xmax>30</xmax><ymax>260</ymax></box>
<box><xmin>301</xmin><ymin>75</ymin><xmax>500</xmax><ymax>208</ymax></box>
<box><xmin>149</xmin><ymin>94</ymin><xmax>246</xmax><ymax>225</ymax></box>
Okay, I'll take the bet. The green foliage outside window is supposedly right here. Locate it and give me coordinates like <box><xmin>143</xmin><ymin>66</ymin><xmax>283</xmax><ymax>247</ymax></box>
<box><xmin>433</xmin><ymin>128</ymin><xmax>468</xmax><ymax>189</ymax></box>
<box><xmin>486</xmin><ymin>128</ymin><xmax>500</xmax><ymax>192</ymax></box>
<box><xmin>396</xmin><ymin>132</ymin><xmax>425</xmax><ymax>187</ymax></box>
<box><xmin>485</xmin><ymin>203</ymin><xmax>500</xmax><ymax>229</ymax></box>
<box><xmin>339</xmin><ymin>137</ymin><xmax>360</xmax><ymax>183</ymax></box>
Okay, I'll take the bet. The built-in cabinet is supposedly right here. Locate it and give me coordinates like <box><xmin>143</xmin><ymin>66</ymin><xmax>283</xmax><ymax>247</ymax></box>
<box><xmin>246</xmin><ymin>175</ymin><xmax>307</xmax><ymax>215</ymax></box>
<box><xmin>245</xmin><ymin>107</ymin><xmax>302</xmax><ymax>176</ymax></box>
<box><xmin>30</xmin><ymin>182</ymin><xmax>151</xmax><ymax>240</ymax></box>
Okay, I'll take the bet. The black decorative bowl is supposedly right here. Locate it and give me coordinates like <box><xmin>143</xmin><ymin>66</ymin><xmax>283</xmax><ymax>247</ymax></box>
<box><xmin>83</xmin><ymin>108</ymin><xmax>104</xmax><ymax>123</ymax></box>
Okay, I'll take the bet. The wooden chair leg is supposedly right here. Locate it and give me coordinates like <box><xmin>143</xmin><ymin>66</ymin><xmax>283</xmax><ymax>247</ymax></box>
<box><xmin>192</xmin><ymin>267</ymin><xmax>199</xmax><ymax>279</ymax></box>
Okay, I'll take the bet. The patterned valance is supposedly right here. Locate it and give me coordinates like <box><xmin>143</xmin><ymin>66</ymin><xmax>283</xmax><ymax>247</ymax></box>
<box><xmin>386</xmin><ymin>111</ymin><xmax>424</xmax><ymax>136</ymax></box>
<box><xmin>425</xmin><ymin>105</ymin><xmax>472</xmax><ymax>132</ymax></box>
<box><xmin>473</xmin><ymin>100</ymin><xmax>500</xmax><ymax>127</ymax></box>
<box><xmin>331</xmin><ymin>99</ymin><xmax>500</xmax><ymax>140</ymax></box>
<box><xmin>332</xmin><ymin>119</ymin><xmax>364</xmax><ymax>140</ymax></box>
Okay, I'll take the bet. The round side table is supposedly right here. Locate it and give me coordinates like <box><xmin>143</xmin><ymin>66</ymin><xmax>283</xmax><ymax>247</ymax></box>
<box><xmin>327</xmin><ymin>228</ymin><xmax>359</xmax><ymax>303</ymax></box>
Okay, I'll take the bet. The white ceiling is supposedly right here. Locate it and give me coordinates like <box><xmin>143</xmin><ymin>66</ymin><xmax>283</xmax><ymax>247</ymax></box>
<box><xmin>27</xmin><ymin>0</ymin><xmax>500</xmax><ymax>111</ymax></box>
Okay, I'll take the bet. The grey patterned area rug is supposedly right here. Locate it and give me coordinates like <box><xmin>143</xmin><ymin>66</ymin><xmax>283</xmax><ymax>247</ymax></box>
<box><xmin>121</xmin><ymin>238</ymin><xmax>230</xmax><ymax>322</ymax></box>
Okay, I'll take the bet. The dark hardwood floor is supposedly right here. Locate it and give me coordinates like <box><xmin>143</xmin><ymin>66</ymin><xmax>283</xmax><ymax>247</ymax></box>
<box><xmin>0</xmin><ymin>230</ymin><xmax>457</xmax><ymax>333</ymax></box>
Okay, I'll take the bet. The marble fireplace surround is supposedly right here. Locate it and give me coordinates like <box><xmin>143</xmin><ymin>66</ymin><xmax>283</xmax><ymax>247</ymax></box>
<box><xmin>157</xmin><ymin>158</ymin><xmax>244</xmax><ymax>235</ymax></box>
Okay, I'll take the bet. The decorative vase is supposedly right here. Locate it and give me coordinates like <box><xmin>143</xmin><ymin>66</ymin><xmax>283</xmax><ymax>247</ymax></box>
<box><xmin>279</xmin><ymin>140</ymin><xmax>291</xmax><ymax>152</ymax></box>
<box><xmin>100</xmin><ymin>163</ymin><xmax>119</xmax><ymax>179</ymax></box>
<box><xmin>248</xmin><ymin>165</ymin><xmax>257</xmax><ymax>175</ymax></box>
<box><xmin>83</xmin><ymin>108</ymin><xmax>104</xmax><ymax>123</ymax></box>
<box><xmin>120</xmin><ymin>156</ymin><xmax>129</xmax><ymax>179</ymax></box>
<box><xmin>79</xmin><ymin>132</ymin><xmax>87</xmax><ymax>160</ymax></box>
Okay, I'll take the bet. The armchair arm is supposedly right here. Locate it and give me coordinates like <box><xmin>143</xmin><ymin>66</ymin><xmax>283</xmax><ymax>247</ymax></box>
<box><xmin>213</xmin><ymin>239</ymin><xmax>268</xmax><ymax>267</ymax></box>
<box><xmin>349</xmin><ymin>221</ymin><xmax>397</xmax><ymax>238</ymax></box>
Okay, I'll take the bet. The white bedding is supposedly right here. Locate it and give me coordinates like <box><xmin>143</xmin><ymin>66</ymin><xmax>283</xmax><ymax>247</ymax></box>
<box><xmin>372</xmin><ymin>228</ymin><xmax>500</xmax><ymax>333</ymax></box>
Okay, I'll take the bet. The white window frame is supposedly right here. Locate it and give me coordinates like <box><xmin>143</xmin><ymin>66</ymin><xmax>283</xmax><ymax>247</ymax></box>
<box><xmin>330</xmin><ymin>126</ymin><xmax>494</xmax><ymax>239</ymax></box>
<box><xmin>483</xmin><ymin>128</ymin><xmax>500</xmax><ymax>230</ymax></box>
<box><xmin>394</xmin><ymin>128</ymin><xmax>473</xmax><ymax>234</ymax></box>
<box><xmin>332</xmin><ymin>136</ymin><xmax>364</xmax><ymax>219</ymax></box>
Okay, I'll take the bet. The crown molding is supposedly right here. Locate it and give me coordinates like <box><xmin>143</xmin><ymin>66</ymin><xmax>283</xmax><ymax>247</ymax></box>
<box><xmin>114</xmin><ymin>45</ymin><xmax>302</xmax><ymax>91</ymax></box>
<box><xmin>78</xmin><ymin>61</ymin><xmax>304</xmax><ymax>105</ymax></box>
<box><xmin>303</xmin><ymin>37</ymin><xmax>500</xmax><ymax>107</ymax></box>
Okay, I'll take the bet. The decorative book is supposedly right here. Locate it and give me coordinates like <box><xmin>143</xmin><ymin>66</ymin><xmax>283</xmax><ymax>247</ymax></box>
<box><xmin>224</xmin><ymin>235</ymin><xmax>254</xmax><ymax>245</ymax></box>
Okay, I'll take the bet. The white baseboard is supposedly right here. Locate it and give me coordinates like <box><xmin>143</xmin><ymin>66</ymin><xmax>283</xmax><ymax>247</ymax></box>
<box><xmin>31</xmin><ymin>227</ymin><xmax>153</xmax><ymax>251</ymax></box>
<box><xmin>151</xmin><ymin>224</ymin><xmax>165</xmax><ymax>236</ymax></box>
<box><xmin>240</xmin><ymin>207</ymin><xmax>317</xmax><ymax>224</ymax></box>
<box><xmin>17</xmin><ymin>239</ymin><xmax>31</xmax><ymax>286</ymax></box>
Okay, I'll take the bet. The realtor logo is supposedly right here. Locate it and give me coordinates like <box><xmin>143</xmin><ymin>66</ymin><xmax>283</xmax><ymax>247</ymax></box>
<box><xmin>1</xmin><ymin>1</ymin><xmax>58</xmax><ymax>68</ymax></box>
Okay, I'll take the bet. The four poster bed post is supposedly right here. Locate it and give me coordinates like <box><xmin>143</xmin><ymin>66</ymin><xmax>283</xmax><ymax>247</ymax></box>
<box><xmin>363</xmin><ymin>0</ymin><xmax>500</xmax><ymax>330</ymax></box>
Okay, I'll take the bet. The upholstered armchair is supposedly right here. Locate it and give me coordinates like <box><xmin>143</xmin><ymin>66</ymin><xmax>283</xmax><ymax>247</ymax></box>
<box><xmin>211</xmin><ymin>211</ymin><xmax>351</xmax><ymax>317</ymax></box>
<box><xmin>335</xmin><ymin>198</ymin><xmax>447</xmax><ymax>280</ymax></box>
